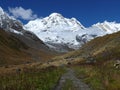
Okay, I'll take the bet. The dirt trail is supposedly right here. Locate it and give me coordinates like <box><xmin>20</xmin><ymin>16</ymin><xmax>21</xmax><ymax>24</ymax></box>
<box><xmin>54</xmin><ymin>68</ymin><xmax>91</xmax><ymax>90</ymax></box>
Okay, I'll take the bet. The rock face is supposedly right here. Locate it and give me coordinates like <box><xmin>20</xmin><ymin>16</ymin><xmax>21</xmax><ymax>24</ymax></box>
<box><xmin>0</xmin><ymin>7</ymin><xmax>56</xmax><ymax>65</ymax></box>
<box><xmin>25</xmin><ymin>13</ymin><xmax>120</xmax><ymax>52</ymax></box>
<box><xmin>0</xmin><ymin>7</ymin><xmax>23</xmax><ymax>32</ymax></box>
<box><xmin>0</xmin><ymin>7</ymin><xmax>47</xmax><ymax>49</ymax></box>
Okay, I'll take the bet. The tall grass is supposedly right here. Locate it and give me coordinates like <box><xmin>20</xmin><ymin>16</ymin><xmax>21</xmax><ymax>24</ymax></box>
<box><xmin>72</xmin><ymin>61</ymin><xmax>120</xmax><ymax>90</ymax></box>
<box><xmin>0</xmin><ymin>66</ymin><xmax>65</xmax><ymax>90</ymax></box>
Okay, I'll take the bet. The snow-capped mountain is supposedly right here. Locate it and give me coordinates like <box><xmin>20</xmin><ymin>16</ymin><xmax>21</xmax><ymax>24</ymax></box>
<box><xmin>0</xmin><ymin>7</ymin><xmax>47</xmax><ymax>49</ymax></box>
<box><xmin>0</xmin><ymin>7</ymin><xmax>24</xmax><ymax>34</ymax></box>
<box><xmin>24</xmin><ymin>13</ymin><xmax>120</xmax><ymax>52</ymax></box>
<box><xmin>25</xmin><ymin>13</ymin><xmax>85</xmax><ymax>32</ymax></box>
<box><xmin>93</xmin><ymin>21</ymin><xmax>120</xmax><ymax>33</ymax></box>
<box><xmin>24</xmin><ymin>13</ymin><xmax>86</xmax><ymax>51</ymax></box>
<box><xmin>0</xmin><ymin>7</ymin><xmax>41</xmax><ymax>39</ymax></box>
<box><xmin>1</xmin><ymin>6</ymin><xmax>120</xmax><ymax>52</ymax></box>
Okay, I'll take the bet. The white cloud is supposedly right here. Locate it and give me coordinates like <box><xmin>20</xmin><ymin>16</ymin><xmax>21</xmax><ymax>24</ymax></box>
<box><xmin>8</xmin><ymin>7</ymin><xmax>37</xmax><ymax>20</ymax></box>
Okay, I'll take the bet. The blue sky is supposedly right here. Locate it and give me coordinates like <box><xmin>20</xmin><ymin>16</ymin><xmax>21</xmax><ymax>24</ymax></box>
<box><xmin>0</xmin><ymin>0</ymin><xmax>120</xmax><ymax>27</ymax></box>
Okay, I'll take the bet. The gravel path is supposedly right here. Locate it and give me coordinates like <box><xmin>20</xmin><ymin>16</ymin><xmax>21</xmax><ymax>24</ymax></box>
<box><xmin>54</xmin><ymin>68</ymin><xmax>91</xmax><ymax>90</ymax></box>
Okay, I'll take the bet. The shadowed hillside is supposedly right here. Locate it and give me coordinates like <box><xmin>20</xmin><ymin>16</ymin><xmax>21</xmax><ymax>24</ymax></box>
<box><xmin>0</xmin><ymin>28</ymin><xmax>58</xmax><ymax>66</ymax></box>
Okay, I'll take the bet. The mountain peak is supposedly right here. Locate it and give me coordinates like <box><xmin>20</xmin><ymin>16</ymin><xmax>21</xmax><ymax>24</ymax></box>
<box><xmin>92</xmin><ymin>21</ymin><xmax>120</xmax><ymax>33</ymax></box>
<box><xmin>25</xmin><ymin>12</ymin><xmax>85</xmax><ymax>32</ymax></box>
<box><xmin>49</xmin><ymin>13</ymin><xmax>63</xmax><ymax>17</ymax></box>
<box><xmin>93</xmin><ymin>21</ymin><xmax>117</xmax><ymax>26</ymax></box>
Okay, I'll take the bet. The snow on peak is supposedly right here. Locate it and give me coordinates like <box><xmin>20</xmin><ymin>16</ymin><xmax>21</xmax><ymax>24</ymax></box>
<box><xmin>0</xmin><ymin>7</ymin><xmax>24</xmax><ymax>35</ymax></box>
<box><xmin>24</xmin><ymin>13</ymin><xmax>120</xmax><ymax>51</ymax></box>
<box><xmin>93</xmin><ymin>21</ymin><xmax>120</xmax><ymax>33</ymax></box>
<box><xmin>49</xmin><ymin>13</ymin><xmax>63</xmax><ymax>17</ymax></box>
<box><xmin>24</xmin><ymin>12</ymin><xmax>85</xmax><ymax>32</ymax></box>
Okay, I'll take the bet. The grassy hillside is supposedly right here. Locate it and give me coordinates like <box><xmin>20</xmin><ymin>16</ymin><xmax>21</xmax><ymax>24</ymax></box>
<box><xmin>52</xmin><ymin>31</ymin><xmax>120</xmax><ymax>90</ymax></box>
<box><xmin>54</xmin><ymin>31</ymin><xmax>120</xmax><ymax>64</ymax></box>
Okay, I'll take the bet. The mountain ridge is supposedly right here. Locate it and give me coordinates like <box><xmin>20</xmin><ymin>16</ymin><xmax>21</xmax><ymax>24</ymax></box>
<box><xmin>24</xmin><ymin>12</ymin><xmax>85</xmax><ymax>31</ymax></box>
<box><xmin>0</xmin><ymin>6</ymin><xmax>120</xmax><ymax>52</ymax></box>
<box><xmin>25</xmin><ymin>13</ymin><xmax>120</xmax><ymax>51</ymax></box>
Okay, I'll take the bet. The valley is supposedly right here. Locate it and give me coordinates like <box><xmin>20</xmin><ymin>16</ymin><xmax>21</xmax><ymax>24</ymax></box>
<box><xmin>0</xmin><ymin>6</ymin><xmax>120</xmax><ymax>90</ymax></box>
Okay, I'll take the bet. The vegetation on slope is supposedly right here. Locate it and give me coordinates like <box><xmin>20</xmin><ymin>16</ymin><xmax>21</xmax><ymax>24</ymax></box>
<box><xmin>53</xmin><ymin>31</ymin><xmax>120</xmax><ymax>64</ymax></box>
<box><xmin>72</xmin><ymin>61</ymin><xmax>120</xmax><ymax>90</ymax></box>
<box><xmin>0</xmin><ymin>66</ymin><xmax>65</xmax><ymax>90</ymax></box>
<box><xmin>53</xmin><ymin>31</ymin><xmax>120</xmax><ymax>90</ymax></box>
<box><xmin>70</xmin><ymin>32</ymin><xmax>120</xmax><ymax>90</ymax></box>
